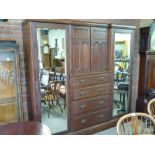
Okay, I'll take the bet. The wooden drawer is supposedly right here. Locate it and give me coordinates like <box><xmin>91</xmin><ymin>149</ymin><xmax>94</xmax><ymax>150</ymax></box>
<box><xmin>71</xmin><ymin>108</ymin><xmax>110</xmax><ymax>131</ymax></box>
<box><xmin>72</xmin><ymin>95</ymin><xmax>110</xmax><ymax>116</ymax></box>
<box><xmin>72</xmin><ymin>74</ymin><xmax>110</xmax><ymax>87</ymax></box>
<box><xmin>72</xmin><ymin>84</ymin><xmax>110</xmax><ymax>100</ymax></box>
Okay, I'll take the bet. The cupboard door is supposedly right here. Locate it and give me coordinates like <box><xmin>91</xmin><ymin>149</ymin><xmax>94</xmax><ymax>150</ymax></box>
<box><xmin>91</xmin><ymin>27</ymin><xmax>108</xmax><ymax>73</ymax></box>
<box><xmin>71</xmin><ymin>26</ymin><xmax>91</xmax><ymax>76</ymax></box>
<box><xmin>146</xmin><ymin>55</ymin><xmax>155</xmax><ymax>91</ymax></box>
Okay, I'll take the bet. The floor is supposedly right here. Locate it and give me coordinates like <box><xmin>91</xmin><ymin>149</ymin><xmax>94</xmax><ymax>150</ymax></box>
<box><xmin>113</xmin><ymin>90</ymin><xmax>128</xmax><ymax>116</ymax></box>
<box><xmin>41</xmin><ymin>98</ymin><xmax>67</xmax><ymax>134</ymax></box>
<box><xmin>94</xmin><ymin>126</ymin><xmax>117</xmax><ymax>135</ymax></box>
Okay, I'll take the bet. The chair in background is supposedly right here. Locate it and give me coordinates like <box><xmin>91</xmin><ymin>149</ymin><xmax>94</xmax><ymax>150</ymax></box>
<box><xmin>42</xmin><ymin>80</ymin><xmax>63</xmax><ymax>117</ymax></box>
<box><xmin>58</xmin><ymin>82</ymin><xmax>66</xmax><ymax>109</ymax></box>
<box><xmin>40</xmin><ymin>69</ymin><xmax>50</xmax><ymax>105</ymax></box>
<box><xmin>116</xmin><ymin>113</ymin><xmax>155</xmax><ymax>135</ymax></box>
<box><xmin>147</xmin><ymin>98</ymin><xmax>155</xmax><ymax>119</ymax></box>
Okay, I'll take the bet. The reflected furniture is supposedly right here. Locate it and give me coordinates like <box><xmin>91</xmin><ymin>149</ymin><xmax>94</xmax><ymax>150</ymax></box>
<box><xmin>116</xmin><ymin>113</ymin><xmax>155</xmax><ymax>135</ymax></box>
<box><xmin>147</xmin><ymin>98</ymin><xmax>155</xmax><ymax>119</ymax></box>
<box><xmin>22</xmin><ymin>20</ymin><xmax>135</xmax><ymax>134</ymax></box>
<box><xmin>0</xmin><ymin>121</ymin><xmax>51</xmax><ymax>135</ymax></box>
<box><xmin>112</xmin><ymin>27</ymin><xmax>134</xmax><ymax>117</ymax></box>
<box><xmin>40</xmin><ymin>69</ymin><xmax>64</xmax><ymax>117</ymax></box>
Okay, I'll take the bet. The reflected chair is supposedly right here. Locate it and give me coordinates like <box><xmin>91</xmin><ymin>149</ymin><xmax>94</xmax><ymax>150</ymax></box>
<box><xmin>147</xmin><ymin>98</ymin><xmax>155</xmax><ymax>119</ymax></box>
<box><xmin>42</xmin><ymin>81</ymin><xmax>63</xmax><ymax>117</ymax></box>
<box><xmin>116</xmin><ymin>113</ymin><xmax>155</xmax><ymax>135</ymax></box>
<box><xmin>58</xmin><ymin>82</ymin><xmax>66</xmax><ymax>109</ymax></box>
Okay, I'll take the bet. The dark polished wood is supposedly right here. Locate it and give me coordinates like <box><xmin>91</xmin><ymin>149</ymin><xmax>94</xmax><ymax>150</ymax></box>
<box><xmin>0</xmin><ymin>121</ymin><xmax>51</xmax><ymax>135</ymax></box>
<box><xmin>72</xmin><ymin>95</ymin><xmax>109</xmax><ymax>116</ymax></box>
<box><xmin>72</xmin><ymin>84</ymin><xmax>110</xmax><ymax>100</ymax></box>
<box><xmin>72</xmin><ymin>108</ymin><xmax>110</xmax><ymax>131</ymax></box>
<box><xmin>136</xmin><ymin>27</ymin><xmax>149</xmax><ymax>112</ymax></box>
<box><xmin>91</xmin><ymin>27</ymin><xmax>108</xmax><ymax>73</ymax></box>
<box><xmin>69</xmin><ymin>117</ymin><xmax>119</xmax><ymax>135</ymax></box>
<box><xmin>22</xmin><ymin>19</ymin><xmax>135</xmax><ymax>134</ymax></box>
<box><xmin>70</xmin><ymin>24</ymin><xmax>112</xmax><ymax>132</ymax></box>
<box><xmin>71</xmin><ymin>26</ymin><xmax>91</xmax><ymax>76</ymax></box>
<box><xmin>72</xmin><ymin>74</ymin><xmax>110</xmax><ymax>87</ymax></box>
<box><xmin>22</xmin><ymin>19</ymin><xmax>109</xmax><ymax>27</ymax></box>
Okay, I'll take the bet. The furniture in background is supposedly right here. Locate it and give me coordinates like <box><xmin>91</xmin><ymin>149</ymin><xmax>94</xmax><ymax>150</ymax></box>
<box><xmin>0</xmin><ymin>121</ymin><xmax>51</xmax><ymax>135</ymax></box>
<box><xmin>137</xmin><ymin>21</ymin><xmax>155</xmax><ymax>113</ymax></box>
<box><xmin>147</xmin><ymin>98</ymin><xmax>155</xmax><ymax>119</ymax></box>
<box><xmin>22</xmin><ymin>20</ymin><xmax>135</xmax><ymax>134</ymax></box>
<box><xmin>136</xmin><ymin>27</ymin><xmax>150</xmax><ymax>113</ymax></box>
<box><xmin>0</xmin><ymin>40</ymin><xmax>22</xmax><ymax>124</ymax></box>
<box><xmin>40</xmin><ymin>69</ymin><xmax>64</xmax><ymax>117</ymax></box>
<box><xmin>116</xmin><ymin>113</ymin><xmax>155</xmax><ymax>135</ymax></box>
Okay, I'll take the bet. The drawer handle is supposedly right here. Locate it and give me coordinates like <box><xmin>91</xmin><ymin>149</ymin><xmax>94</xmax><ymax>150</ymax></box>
<box><xmin>80</xmin><ymin>79</ymin><xmax>86</xmax><ymax>84</ymax></box>
<box><xmin>99</xmin><ymin>77</ymin><xmax>105</xmax><ymax>81</ymax></box>
<box><xmin>80</xmin><ymin>119</ymin><xmax>87</xmax><ymax>124</ymax></box>
<box><xmin>99</xmin><ymin>101</ymin><xmax>105</xmax><ymax>105</ymax></box>
<box><xmin>80</xmin><ymin>91</ymin><xmax>86</xmax><ymax>96</ymax></box>
<box><xmin>98</xmin><ymin>89</ymin><xmax>104</xmax><ymax>93</ymax></box>
<box><xmin>98</xmin><ymin>114</ymin><xmax>104</xmax><ymax>118</ymax></box>
<box><xmin>80</xmin><ymin>104</ymin><xmax>86</xmax><ymax>109</ymax></box>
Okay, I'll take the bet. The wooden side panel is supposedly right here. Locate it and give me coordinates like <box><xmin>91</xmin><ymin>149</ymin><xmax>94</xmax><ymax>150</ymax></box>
<box><xmin>0</xmin><ymin>103</ymin><xmax>17</xmax><ymax>123</ymax></box>
<box><xmin>91</xmin><ymin>27</ymin><xmax>108</xmax><ymax>73</ymax></box>
<box><xmin>71</xmin><ymin>26</ymin><xmax>91</xmax><ymax>76</ymax></box>
<box><xmin>23</xmin><ymin>22</ymin><xmax>41</xmax><ymax>121</ymax></box>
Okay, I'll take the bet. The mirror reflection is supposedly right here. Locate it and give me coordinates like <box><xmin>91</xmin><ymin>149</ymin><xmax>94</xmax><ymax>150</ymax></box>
<box><xmin>113</xmin><ymin>33</ymin><xmax>131</xmax><ymax>116</ymax></box>
<box><xmin>37</xmin><ymin>28</ymin><xmax>67</xmax><ymax>134</ymax></box>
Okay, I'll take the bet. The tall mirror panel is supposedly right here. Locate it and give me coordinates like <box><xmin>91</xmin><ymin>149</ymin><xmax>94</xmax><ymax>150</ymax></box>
<box><xmin>37</xmin><ymin>28</ymin><xmax>67</xmax><ymax>134</ymax></box>
<box><xmin>113</xmin><ymin>33</ymin><xmax>131</xmax><ymax>116</ymax></box>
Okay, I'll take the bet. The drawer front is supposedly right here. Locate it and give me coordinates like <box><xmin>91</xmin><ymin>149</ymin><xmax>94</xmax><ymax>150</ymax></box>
<box><xmin>72</xmin><ymin>96</ymin><xmax>110</xmax><ymax>115</ymax></box>
<box><xmin>72</xmin><ymin>84</ymin><xmax>110</xmax><ymax>100</ymax></box>
<box><xmin>72</xmin><ymin>74</ymin><xmax>110</xmax><ymax>87</ymax></box>
<box><xmin>72</xmin><ymin>109</ymin><xmax>110</xmax><ymax>131</ymax></box>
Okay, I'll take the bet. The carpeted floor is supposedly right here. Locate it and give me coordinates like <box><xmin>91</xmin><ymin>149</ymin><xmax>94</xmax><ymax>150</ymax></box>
<box><xmin>41</xmin><ymin>98</ymin><xmax>67</xmax><ymax>134</ymax></box>
<box><xmin>94</xmin><ymin>127</ymin><xmax>117</xmax><ymax>135</ymax></box>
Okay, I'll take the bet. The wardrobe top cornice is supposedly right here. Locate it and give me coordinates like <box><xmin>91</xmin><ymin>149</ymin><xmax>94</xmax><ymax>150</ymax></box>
<box><xmin>22</xmin><ymin>19</ymin><xmax>136</xmax><ymax>30</ymax></box>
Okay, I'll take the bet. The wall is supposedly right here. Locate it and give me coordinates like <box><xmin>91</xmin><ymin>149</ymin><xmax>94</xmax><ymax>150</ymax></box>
<box><xmin>0</xmin><ymin>19</ymin><xmax>149</xmax><ymax>121</ymax></box>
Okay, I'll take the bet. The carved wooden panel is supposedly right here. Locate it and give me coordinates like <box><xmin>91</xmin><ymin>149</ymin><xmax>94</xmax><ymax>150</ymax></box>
<box><xmin>91</xmin><ymin>27</ymin><xmax>108</xmax><ymax>73</ymax></box>
<box><xmin>71</xmin><ymin>26</ymin><xmax>91</xmax><ymax>76</ymax></box>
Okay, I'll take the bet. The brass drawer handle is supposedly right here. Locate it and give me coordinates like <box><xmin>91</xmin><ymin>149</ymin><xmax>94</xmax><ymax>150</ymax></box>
<box><xmin>80</xmin><ymin>79</ymin><xmax>86</xmax><ymax>84</ymax></box>
<box><xmin>98</xmin><ymin>89</ymin><xmax>104</xmax><ymax>93</ymax></box>
<box><xmin>99</xmin><ymin>77</ymin><xmax>105</xmax><ymax>81</ymax></box>
<box><xmin>98</xmin><ymin>114</ymin><xmax>104</xmax><ymax>118</ymax></box>
<box><xmin>80</xmin><ymin>104</ymin><xmax>86</xmax><ymax>109</ymax></box>
<box><xmin>99</xmin><ymin>100</ymin><xmax>105</xmax><ymax>105</ymax></box>
<box><xmin>80</xmin><ymin>119</ymin><xmax>87</xmax><ymax>124</ymax></box>
<box><xmin>80</xmin><ymin>91</ymin><xmax>86</xmax><ymax>96</ymax></box>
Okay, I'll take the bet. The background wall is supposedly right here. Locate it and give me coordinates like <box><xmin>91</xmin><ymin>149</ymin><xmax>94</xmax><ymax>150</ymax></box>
<box><xmin>0</xmin><ymin>19</ymin><xmax>153</xmax><ymax>120</ymax></box>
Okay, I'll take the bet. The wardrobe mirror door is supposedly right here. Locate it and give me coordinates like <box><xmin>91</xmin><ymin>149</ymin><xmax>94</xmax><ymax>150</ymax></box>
<box><xmin>37</xmin><ymin>28</ymin><xmax>67</xmax><ymax>134</ymax></box>
<box><xmin>112</xmin><ymin>33</ymin><xmax>131</xmax><ymax>117</ymax></box>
